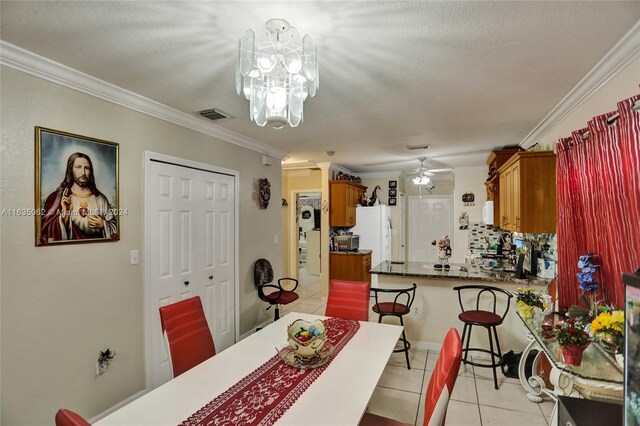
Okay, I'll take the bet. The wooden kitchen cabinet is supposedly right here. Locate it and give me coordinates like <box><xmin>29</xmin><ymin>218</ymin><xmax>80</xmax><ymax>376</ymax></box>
<box><xmin>486</xmin><ymin>148</ymin><xmax>522</xmax><ymax>225</ymax></box>
<box><xmin>497</xmin><ymin>151</ymin><xmax>556</xmax><ymax>233</ymax></box>
<box><xmin>329</xmin><ymin>180</ymin><xmax>367</xmax><ymax>227</ymax></box>
<box><xmin>330</xmin><ymin>252</ymin><xmax>372</xmax><ymax>283</ymax></box>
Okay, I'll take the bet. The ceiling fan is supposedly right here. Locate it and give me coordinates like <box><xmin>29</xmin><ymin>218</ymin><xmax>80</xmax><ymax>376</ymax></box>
<box><xmin>406</xmin><ymin>157</ymin><xmax>453</xmax><ymax>177</ymax></box>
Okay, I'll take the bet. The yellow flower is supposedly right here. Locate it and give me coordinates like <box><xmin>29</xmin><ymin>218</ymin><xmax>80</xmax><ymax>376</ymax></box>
<box><xmin>590</xmin><ymin>310</ymin><xmax>624</xmax><ymax>334</ymax></box>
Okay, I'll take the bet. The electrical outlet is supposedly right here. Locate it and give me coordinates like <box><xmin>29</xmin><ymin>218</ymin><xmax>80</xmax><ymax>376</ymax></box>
<box><xmin>413</xmin><ymin>305</ymin><xmax>420</xmax><ymax>316</ymax></box>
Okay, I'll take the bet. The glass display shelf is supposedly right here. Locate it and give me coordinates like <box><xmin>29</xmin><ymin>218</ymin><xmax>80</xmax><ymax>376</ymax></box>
<box><xmin>515</xmin><ymin>310</ymin><xmax>623</xmax><ymax>406</ymax></box>
<box><xmin>517</xmin><ymin>311</ymin><xmax>623</xmax><ymax>384</ymax></box>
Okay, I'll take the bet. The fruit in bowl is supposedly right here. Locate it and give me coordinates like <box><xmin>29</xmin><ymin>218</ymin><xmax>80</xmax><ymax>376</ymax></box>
<box><xmin>287</xmin><ymin>319</ymin><xmax>327</xmax><ymax>358</ymax></box>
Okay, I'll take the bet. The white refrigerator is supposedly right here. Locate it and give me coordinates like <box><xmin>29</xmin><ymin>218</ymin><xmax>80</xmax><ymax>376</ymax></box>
<box><xmin>350</xmin><ymin>205</ymin><xmax>392</xmax><ymax>288</ymax></box>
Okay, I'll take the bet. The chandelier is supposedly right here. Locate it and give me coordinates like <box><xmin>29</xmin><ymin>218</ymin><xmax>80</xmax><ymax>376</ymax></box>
<box><xmin>236</xmin><ymin>18</ymin><xmax>318</xmax><ymax>130</ymax></box>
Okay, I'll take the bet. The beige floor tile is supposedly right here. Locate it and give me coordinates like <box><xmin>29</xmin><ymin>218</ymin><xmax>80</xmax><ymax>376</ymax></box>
<box><xmin>300</xmin><ymin>294</ymin><xmax>324</xmax><ymax>306</ymax></box>
<box><xmin>387</xmin><ymin>348</ymin><xmax>428</xmax><ymax>370</ymax></box>
<box><xmin>425</xmin><ymin>352</ymin><xmax>475</xmax><ymax>378</ymax></box>
<box><xmin>422</xmin><ymin>372</ymin><xmax>478</xmax><ymax>404</ymax></box>
<box><xmin>537</xmin><ymin>399</ymin><xmax>556</xmax><ymax>421</ymax></box>
<box><xmin>479</xmin><ymin>405</ymin><xmax>548</xmax><ymax>425</ymax></box>
<box><xmin>290</xmin><ymin>302</ymin><xmax>325</xmax><ymax>314</ymax></box>
<box><xmin>475</xmin><ymin>379</ymin><xmax>541</xmax><ymax>415</ymax></box>
<box><xmin>471</xmin><ymin>365</ymin><xmax>521</xmax><ymax>387</ymax></box>
<box><xmin>416</xmin><ymin>398</ymin><xmax>481</xmax><ymax>426</ymax></box>
<box><xmin>312</xmin><ymin>304</ymin><xmax>327</xmax><ymax>315</ymax></box>
<box><xmin>366</xmin><ymin>386</ymin><xmax>421</xmax><ymax>425</ymax></box>
<box><xmin>297</xmin><ymin>287</ymin><xmax>320</xmax><ymax>299</ymax></box>
<box><xmin>378</xmin><ymin>363</ymin><xmax>425</xmax><ymax>394</ymax></box>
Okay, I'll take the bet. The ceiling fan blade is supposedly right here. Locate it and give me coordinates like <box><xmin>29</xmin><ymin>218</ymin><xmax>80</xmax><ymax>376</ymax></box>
<box><xmin>427</xmin><ymin>168</ymin><xmax>454</xmax><ymax>173</ymax></box>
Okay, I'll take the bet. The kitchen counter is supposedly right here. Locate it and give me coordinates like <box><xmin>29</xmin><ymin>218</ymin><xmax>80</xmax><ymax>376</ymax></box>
<box><xmin>370</xmin><ymin>260</ymin><xmax>551</xmax><ymax>286</ymax></box>
<box><xmin>330</xmin><ymin>249</ymin><xmax>372</xmax><ymax>256</ymax></box>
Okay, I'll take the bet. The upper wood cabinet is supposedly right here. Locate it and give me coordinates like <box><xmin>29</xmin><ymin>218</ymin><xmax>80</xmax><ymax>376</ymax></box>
<box><xmin>329</xmin><ymin>180</ymin><xmax>367</xmax><ymax>227</ymax></box>
<box><xmin>497</xmin><ymin>151</ymin><xmax>556</xmax><ymax>233</ymax></box>
<box><xmin>486</xmin><ymin>148</ymin><xmax>523</xmax><ymax>225</ymax></box>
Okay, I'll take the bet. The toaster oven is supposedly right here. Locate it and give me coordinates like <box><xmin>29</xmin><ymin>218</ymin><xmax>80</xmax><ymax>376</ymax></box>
<box><xmin>334</xmin><ymin>235</ymin><xmax>360</xmax><ymax>251</ymax></box>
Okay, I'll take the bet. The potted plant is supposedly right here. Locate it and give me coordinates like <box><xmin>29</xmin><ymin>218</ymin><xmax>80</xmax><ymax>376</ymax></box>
<box><xmin>569</xmin><ymin>253</ymin><xmax>604</xmax><ymax>323</ymax></box>
<box><xmin>590</xmin><ymin>309</ymin><xmax>624</xmax><ymax>355</ymax></box>
<box><xmin>554</xmin><ymin>318</ymin><xmax>591</xmax><ymax>366</ymax></box>
<box><xmin>515</xmin><ymin>287</ymin><xmax>545</xmax><ymax>320</ymax></box>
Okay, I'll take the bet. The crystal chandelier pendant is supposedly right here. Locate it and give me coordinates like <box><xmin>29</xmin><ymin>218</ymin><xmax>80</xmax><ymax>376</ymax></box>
<box><xmin>236</xmin><ymin>19</ymin><xmax>318</xmax><ymax>129</ymax></box>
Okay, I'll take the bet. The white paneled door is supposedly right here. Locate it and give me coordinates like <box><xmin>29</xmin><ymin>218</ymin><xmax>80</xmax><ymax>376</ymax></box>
<box><xmin>408</xmin><ymin>196</ymin><xmax>453</xmax><ymax>262</ymax></box>
<box><xmin>148</xmin><ymin>159</ymin><xmax>236</xmax><ymax>389</ymax></box>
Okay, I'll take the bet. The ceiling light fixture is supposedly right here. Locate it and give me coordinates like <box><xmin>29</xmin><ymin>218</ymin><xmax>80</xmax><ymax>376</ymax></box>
<box><xmin>236</xmin><ymin>18</ymin><xmax>318</xmax><ymax>130</ymax></box>
<box><xmin>412</xmin><ymin>173</ymin><xmax>435</xmax><ymax>198</ymax></box>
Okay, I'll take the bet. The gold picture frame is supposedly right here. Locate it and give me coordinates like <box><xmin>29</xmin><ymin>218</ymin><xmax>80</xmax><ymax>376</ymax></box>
<box><xmin>35</xmin><ymin>127</ymin><xmax>120</xmax><ymax>246</ymax></box>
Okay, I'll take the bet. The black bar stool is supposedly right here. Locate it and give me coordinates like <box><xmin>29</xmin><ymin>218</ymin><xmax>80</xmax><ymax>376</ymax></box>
<box><xmin>371</xmin><ymin>283</ymin><xmax>417</xmax><ymax>370</ymax></box>
<box><xmin>452</xmin><ymin>285</ymin><xmax>512</xmax><ymax>389</ymax></box>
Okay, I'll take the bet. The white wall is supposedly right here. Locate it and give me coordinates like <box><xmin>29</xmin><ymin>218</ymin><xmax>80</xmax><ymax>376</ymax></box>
<box><xmin>0</xmin><ymin>66</ymin><xmax>282</xmax><ymax>425</ymax></box>
<box><xmin>452</xmin><ymin>167</ymin><xmax>487</xmax><ymax>263</ymax></box>
<box><xmin>536</xmin><ymin>56</ymin><xmax>640</xmax><ymax>149</ymax></box>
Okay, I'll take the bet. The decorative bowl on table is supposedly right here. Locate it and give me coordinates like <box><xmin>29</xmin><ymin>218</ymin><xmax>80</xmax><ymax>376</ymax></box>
<box><xmin>286</xmin><ymin>319</ymin><xmax>327</xmax><ymax>358</ymax></box>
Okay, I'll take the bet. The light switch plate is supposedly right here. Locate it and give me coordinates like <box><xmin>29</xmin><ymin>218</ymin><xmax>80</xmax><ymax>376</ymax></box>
<box><xmin>130</xmin><ymin>249</ymin><xmax>139</xmax><ymax>265</ymax></box>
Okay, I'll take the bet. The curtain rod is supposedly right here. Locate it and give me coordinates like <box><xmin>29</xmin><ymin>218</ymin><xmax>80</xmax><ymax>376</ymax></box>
<box><xmin>580</xmin><ymin>99</ymin><xmax>640</xmax><ymax>140</ymax></box>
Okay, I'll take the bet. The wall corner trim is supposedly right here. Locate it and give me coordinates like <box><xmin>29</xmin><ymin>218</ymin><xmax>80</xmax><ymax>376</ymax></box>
<box><xmin>519</xmin><ymin>21</ymin><xmax>640</xmax><ymax>149</ymax></box>
<box><xmin>0</xmin><ymin>41</ymin><xmax>288</xmax><ymax>160</ymax></box>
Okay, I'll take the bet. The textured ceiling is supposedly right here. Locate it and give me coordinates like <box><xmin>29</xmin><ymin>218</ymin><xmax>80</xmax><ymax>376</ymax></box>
<box><xmin>1</xmin><ymin>1</ymin><xmax>639</xmax><ymax>173</ymax></box>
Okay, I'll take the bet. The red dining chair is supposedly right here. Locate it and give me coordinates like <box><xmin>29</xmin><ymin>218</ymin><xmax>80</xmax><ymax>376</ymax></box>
<box><xmin>360</xmin><ymin>328</ymin><xmax>462</xmax><ymax>426</ymax></box>
<box><xmin>55</xmin><ymin>409</ymin><xmax>91</xmax><ymax>426</ymax></box>
<box><xmin>325</xmin><ymin>279</ymin><xmax>371</xmax><ymax>322</ymax></box>
<box><xmin>159</xmin><ymin>296</ymin><xmax>216</xmax><ymax>377</ymax></box>
<box><xmin>254</xmin><ymin>258</ymin><xmax>299</xmax><ymax>321</ymax></box>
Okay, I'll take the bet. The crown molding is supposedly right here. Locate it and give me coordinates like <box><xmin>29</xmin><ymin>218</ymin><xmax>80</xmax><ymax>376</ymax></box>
<box><xmin>520</xmin><ymin>21</ymin><xmax>640</xmax><ymax>149</ymax></box>
<box><xmin>358</xmin><ymin>171</ymin><xmax>403</xmax><ymax>179</ymax></box>
<box><xmin>316</xmin><ymin>162</ymin><xmax>356</xmax><ymax>176</ymax></box>
<box><xmin>0</xmin><ymin>41</ymin><xmax>288</xmax><ymax>159</ymax></box>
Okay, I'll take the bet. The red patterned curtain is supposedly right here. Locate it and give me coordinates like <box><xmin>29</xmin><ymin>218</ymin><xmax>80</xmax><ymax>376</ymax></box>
<box><xmin>556</xmin><ymin>95</ymin><xmax>640</xmax><ymax>309</ymax></box>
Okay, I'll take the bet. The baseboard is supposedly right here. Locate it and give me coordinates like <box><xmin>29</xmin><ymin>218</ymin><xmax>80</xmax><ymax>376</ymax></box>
<box><xmin>411</xmin><ymin>340</ymin><xmax>443</xmax><ymax>352</ymax></box>
<box><xmin>88</xmin><ymin>389</ymin><xmax>147</xmax><ymax>423</ymax></box>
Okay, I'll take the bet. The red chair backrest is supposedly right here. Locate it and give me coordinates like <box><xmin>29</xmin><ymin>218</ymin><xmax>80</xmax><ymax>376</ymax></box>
<box><xmin>55</xmin><ymin>409</ymin><xmax>91</xmax><ymax>426</ymax></box>
<box><xmin>423</xmin><ymin>328</ymin><xmax>462</xmax><ymax>426</ymax></box>
<box><xmin>159</xmin><ymin>296</ymin><xmax>216</xmax><ymax>377</ymax></box>
<box><xmin>325</xmin><ymin>279</ymin><xmax>370</xmax><ymax>322</ymax></box>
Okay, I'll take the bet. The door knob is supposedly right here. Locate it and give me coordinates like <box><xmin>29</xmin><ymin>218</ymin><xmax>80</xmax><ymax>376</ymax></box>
<box><xmin>208</xmin><ymin>275</ymin><xmax>213</xmax><ymax>280</ymax></box>
<box><xmin>184</xmin><ymin>281</ymin><xmax>189</xmax><ymax>286</ymax></box>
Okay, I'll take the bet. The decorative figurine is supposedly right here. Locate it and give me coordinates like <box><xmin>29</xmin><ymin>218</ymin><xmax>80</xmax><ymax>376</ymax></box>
<box><xmin>431</xmin><ymin>236</ymin><xmax>452</xmax><ymax>269</ymax></box>
<box><xmin>458</xmin><ymin>212</ymin><xmax>469</xmax><ymax>230</ymax></box>
<box><xmin>258</xmin><ymin>178</ymin><xmax>271</xmax><ymax>209</ymax></box>
<box><xmin>368</xmin><ymin>185</ymin><xmax>381</xmax><ymax>206</ymax></box>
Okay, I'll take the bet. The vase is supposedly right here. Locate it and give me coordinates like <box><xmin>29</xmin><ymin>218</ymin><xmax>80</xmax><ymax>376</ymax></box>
<box><xmin>516</xmin><ymin>300</ymin><xmax>534</xmax><ymax>320</ymax></box>
<box><xmin>561</xmin><ymin>343</ymin><xmax>590</xmax><ymax>366</ymax></box>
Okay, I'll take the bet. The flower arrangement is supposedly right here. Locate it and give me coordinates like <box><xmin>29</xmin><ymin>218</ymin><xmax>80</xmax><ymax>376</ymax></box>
<box><xmin>590</xmin><ymin>309</ymin><xmax>624</xmax><ymax>351</ymax></box>
<box><xmin>515</xmin><ymin>287</ymin><xmax>545</xmax><ymax>309</ymax></box>
<box><xmin>577</xmin><ymin>253</ymin><xmax>599</xmax><ymax>293</ymax></box>
<box><xmin>569</xmin><ymin>253</ymin><xmax>604</xmax><ymax>322</ymax></box>
<box><xmin>554</xmin><ymin>318</ymin><xmax>591</xmax><ymax>347</ymax></box>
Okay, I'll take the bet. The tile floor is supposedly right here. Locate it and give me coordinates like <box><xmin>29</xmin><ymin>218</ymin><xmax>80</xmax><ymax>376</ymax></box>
<box><xmin>281</xmin><ymin>269</ymin><xmax>555</xmax><ymax>426</ymax></box>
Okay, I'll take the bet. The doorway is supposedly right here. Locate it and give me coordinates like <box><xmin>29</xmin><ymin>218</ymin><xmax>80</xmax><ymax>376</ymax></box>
<box><xmin>297</xmin><ymin>192</ymin><xmax>321</xmax><ymax>278</ymax></box>
<box><xmin>144</xmin><ymin>152</ymin><xmax>238</xmax><ymax>390</ymax></box>
<box><xmin>407</xmin><ymin>195</ymin><xmax>453</xmax><ymax>262</ymax></box>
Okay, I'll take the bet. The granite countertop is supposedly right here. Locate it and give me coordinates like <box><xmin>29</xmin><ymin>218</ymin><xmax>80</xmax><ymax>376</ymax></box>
<box><xmin>370</xmin><ymin>261</ymin><xmax>551</xmax><ymax>285</ymax></box>
<box><xmin>330</xmin><ymin>249</ymin><xmax>373</xmax><ymax>256</ymax></box>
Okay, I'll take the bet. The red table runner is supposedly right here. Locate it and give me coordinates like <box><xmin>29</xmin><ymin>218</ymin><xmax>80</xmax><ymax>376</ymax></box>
<box><xmin>181</xmin><ymin>317</ymin><xmax>360</xmax><ymax>426</ymax></box>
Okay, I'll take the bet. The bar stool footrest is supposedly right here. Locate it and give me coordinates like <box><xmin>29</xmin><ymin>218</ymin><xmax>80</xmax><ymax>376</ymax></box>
<box><xmin>393</xmin><ymin>338</ymin><xmax>411</xmax><ymax>353</ymax></box>
<box><xmin>461</xmin><ymin>348</ymin><xmax>504</xmax><ymax>368</ymax></box>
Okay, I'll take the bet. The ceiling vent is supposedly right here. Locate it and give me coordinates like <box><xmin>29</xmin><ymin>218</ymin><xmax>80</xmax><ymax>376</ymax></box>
<box><xmin>406</xmin><ymin>144</ymin><xmax>431</xmax><ymax>151</ymax></box>
<box><xmin>199</xmin><ymin>109</ymin><xmax>229</xmax><ymax>121</ymax></box>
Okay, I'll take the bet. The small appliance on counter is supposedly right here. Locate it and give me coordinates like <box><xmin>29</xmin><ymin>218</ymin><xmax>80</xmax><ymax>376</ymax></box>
<box><xmin>334</xmin><ymin>234</ymin><xmax>360</xmax><ymax>251</ymax></box>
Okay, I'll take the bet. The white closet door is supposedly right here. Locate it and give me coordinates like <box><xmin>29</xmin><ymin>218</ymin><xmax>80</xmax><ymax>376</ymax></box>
<box><xmin>148</xmin><ymin>160</ymin><xmax>235</xmax><ymax>389</ymax></box>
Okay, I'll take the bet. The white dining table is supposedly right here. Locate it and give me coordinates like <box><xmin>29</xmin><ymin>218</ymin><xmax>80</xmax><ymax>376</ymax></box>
<box><xmin>96</xmin><ymin>312</ymin><xmax>403</xmax><ymax>425</ymax></box>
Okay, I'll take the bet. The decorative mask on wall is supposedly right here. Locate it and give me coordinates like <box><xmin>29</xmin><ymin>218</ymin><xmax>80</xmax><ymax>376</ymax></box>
<box><xmin>258</xmin><ymin>178</ymin><xmax>271</xmax><ymax>209</ymax></box>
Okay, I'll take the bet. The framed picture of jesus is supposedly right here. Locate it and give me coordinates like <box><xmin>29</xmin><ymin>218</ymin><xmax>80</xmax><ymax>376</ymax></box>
<box><xmin>35</xmin><ymin>127</ymin><xmax>120</xmax><ymax>246</ymax></box>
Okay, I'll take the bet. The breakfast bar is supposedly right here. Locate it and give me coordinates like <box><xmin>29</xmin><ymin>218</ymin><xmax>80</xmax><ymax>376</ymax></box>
<box><xmin>370</xmin><ymin>261</ymin><xmax>551</xmax><ymax>352</ymax></box>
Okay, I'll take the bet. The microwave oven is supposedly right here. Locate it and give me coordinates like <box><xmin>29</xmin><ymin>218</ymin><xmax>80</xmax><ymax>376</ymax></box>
<box><xmin>334</xmin><ymin>235</ymin><xmax>360</xmax><ymax>251</ymax></box>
